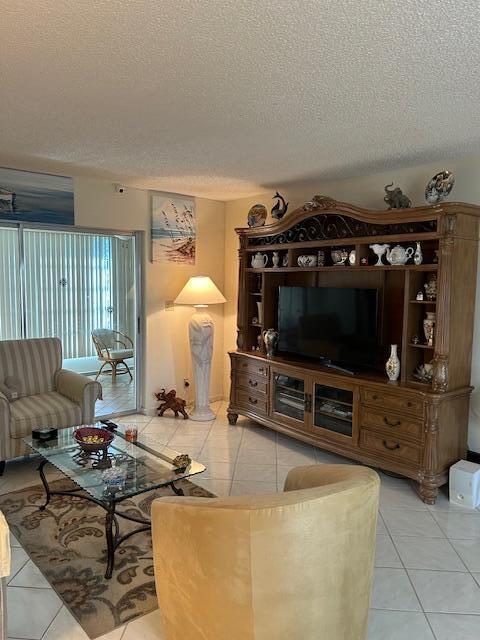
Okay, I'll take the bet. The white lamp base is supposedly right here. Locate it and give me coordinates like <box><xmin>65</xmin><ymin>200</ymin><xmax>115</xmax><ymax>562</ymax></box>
<box><xmin>189</xmin><ymin>307</ymin><xmax>215</xmax><ymax>422</ymax></box>
<box><xmin>190</xmin><ymin>407</ymin><xmax>216</xmax><ymax>422</ymax></box>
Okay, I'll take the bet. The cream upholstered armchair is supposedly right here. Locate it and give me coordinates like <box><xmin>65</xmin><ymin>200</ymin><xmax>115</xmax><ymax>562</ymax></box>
<box><xmin>0</xmin><ymin>338</ymin><xmax>102</xmax><ymax>474</ymax></box>
<box><xmin>152</xmin><ymin>464</ymin><xmax>380</xmax><ymax>640</ymax></box>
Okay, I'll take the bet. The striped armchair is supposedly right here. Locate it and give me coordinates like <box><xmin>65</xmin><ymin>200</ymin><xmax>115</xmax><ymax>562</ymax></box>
<box><xmin>0</xmin><ymin>338</ymin><xmax>102</xmax><ymax>473</ymax></box>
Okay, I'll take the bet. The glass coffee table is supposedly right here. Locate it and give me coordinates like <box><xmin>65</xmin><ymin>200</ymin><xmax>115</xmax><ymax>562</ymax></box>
<box><xmin>24</xmin><ymin>424</ymin><xmax>206</xmax><ymax>579</ymax></box>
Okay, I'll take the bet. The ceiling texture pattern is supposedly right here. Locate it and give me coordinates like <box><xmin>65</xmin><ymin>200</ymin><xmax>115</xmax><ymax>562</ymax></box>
<box><xmin>0</xmin><ymin>0</ymin><xmax>479</xmax><ymax>200</ymax></box>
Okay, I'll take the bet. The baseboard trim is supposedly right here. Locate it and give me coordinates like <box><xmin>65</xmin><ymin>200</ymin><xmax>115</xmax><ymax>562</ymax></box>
<box><xmin>467</xmin><ymin>450</ymin><xmax>480</xmax><ymax>464</ymax></box>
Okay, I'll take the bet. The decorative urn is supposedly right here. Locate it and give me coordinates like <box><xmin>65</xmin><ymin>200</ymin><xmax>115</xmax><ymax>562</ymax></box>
<box><xmin>262</xmin><ymin>328</ymin><xmax>279</xmax><ymax>357</ymax></box>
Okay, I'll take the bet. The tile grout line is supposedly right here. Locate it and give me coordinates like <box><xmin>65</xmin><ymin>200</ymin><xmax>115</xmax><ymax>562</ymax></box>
<box><xmin>379</xmin><ymin>495</ymin><xmax>451</xmax><ymax>637</ymax></box>
<box><xmin>39</xmin><ymin>603</ymin><xmax>68</xmax><ymax>640</ymax></box>
<box><xmin>428</xmin><ymin>507</ymin><xmax>480</xmax><ymax>586</ymax></box>
<box><xmin>388</xmin><ymin>530</ymin><xmax>439</xmax><ymax>639</ymax></box>
<box><xmin>6</xmin><ymin>552</ymin><xmax>29</xmax><ymax>586</ymax></box>
<box><xmin>229</xmin><ymin>415</ymin><xmax>247</xmax><ymax>495</ymax></box>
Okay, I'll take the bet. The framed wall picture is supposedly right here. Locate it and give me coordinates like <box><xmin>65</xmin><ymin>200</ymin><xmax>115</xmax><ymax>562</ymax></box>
<box><xmin>151</xmin><ymin>193</ymin><xmax>196</xmax><ymax>264</ymax></box>
<box><xmin>0</xmin><ymin>167</ymin><xmax>74</xmax><ymax>225</ymax></box>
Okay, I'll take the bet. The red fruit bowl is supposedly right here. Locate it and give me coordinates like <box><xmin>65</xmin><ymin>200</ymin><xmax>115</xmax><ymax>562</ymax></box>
<box><xmin>73</xmin><ymin>426</ymin><xmax>114</xmax><ymax>452</ymax></box>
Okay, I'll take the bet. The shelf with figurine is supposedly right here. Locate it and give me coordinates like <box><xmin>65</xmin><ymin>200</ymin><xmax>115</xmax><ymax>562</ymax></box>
<box><xmin>246</xmin><ymin>240</ymin><xmax>439</xmax><ymax>272</ymax></box>
<box><xmin>246</xmin><ymin>244</ymin><xmax>438</xmax><ymax>273</ymax></box>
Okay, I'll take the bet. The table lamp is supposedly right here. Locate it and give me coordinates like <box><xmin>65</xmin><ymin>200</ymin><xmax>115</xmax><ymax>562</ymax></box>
<box><xmin>174</xmin><ymin>276</ymin><xmax>226</xmax><ymax>421</ymax></box>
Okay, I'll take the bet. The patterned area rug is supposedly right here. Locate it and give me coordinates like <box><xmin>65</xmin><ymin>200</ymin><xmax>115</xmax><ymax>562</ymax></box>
<box><xmin>0</xmin><ymin>477</ymin><xmax>213</xmax><ymax>638</ymax></box>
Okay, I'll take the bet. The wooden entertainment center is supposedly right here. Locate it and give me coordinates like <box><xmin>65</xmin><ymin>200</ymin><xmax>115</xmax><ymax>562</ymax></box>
<box><xmin>227</xmin><ymin>196</ymin><xmax>480</xmax><ymax>503</ymax></box>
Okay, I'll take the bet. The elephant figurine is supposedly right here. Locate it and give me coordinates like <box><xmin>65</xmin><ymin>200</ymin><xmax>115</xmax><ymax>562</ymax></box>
<box><xmin>384</xmin><ymin>183</ymin><xmax>411</xmax><ymax>209</ymax></box>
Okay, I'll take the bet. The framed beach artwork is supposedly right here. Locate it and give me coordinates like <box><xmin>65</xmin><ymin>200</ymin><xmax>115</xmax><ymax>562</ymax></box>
<box><xmin>151</xmin><ymin>193</ymin><xmax>196</xmax><ymax>264</ymax></box>
<box><xmin>0</xmin><ymin>167</ymin><xmax>74</xmax><ymax>225</ymax></box>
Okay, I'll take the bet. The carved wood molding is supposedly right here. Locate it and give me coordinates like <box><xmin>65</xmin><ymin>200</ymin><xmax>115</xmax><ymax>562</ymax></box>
<box><xmin>419</xmin><ymin>402</ymin><xmax>440</xmax><ymax>503</ymax></box>
<box><xmin>443</xmin><ymin>213</ymin><xmax>457</xmax><ymax>235</ymax></box>
<box><xmin>247</xmin><ymin>213</ymin><xmax>437</xmax><ymax>246</ymax></box>
<box><xmin>236</xmin><ymin>200</ymin><xmax>480</xmax><ymax>241</ymax></box>
<box><xmin>236</xmin><ymin>234</ymin><xmax>248</xmax><ymax>350</ymax></box>
<box><xmin>432</xmin><ymin>355</ymin><xmax>449</xmax><ymax>393</ymax></box>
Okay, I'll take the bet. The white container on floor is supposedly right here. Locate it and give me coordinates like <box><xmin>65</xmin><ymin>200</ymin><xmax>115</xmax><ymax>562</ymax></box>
<box><xmin>449</xmin><ymin>460</ymin><xmax>480</xmax><ymax>508</ymax></box>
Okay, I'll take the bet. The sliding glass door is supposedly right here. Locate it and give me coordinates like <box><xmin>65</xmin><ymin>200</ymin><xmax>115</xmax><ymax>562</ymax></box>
<box><xmin>0</xmin><ymin>227</ymin><xmax>21</xmax><ymax>340</ymax></box>
<box><xmin>0</xmin><ymin>225</ymin><xmax>141</xmax><ymax>418</ymax></box>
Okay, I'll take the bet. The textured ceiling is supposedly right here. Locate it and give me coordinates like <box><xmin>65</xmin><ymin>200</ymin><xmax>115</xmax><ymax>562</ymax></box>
<box><xmin>1</xmin><ymin>0</ymin><xmax>479</xmax><ymax>200</ymax></box>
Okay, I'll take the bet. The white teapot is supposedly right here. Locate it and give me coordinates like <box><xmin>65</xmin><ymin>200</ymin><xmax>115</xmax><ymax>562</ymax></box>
<box><xmin>385</xmin><ymin>245</ymin><xmax>414</xmax><ymax>265</ymax></box>
<box><xmin>251</xmin><ymin>252</ymin><xmax>268</xmax><ymax>268</ymax></box>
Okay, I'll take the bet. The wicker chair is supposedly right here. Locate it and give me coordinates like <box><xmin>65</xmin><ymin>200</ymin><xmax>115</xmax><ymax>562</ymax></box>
<box><xmin>91</xmin><ymin>329</ymin><xmax>134</xmax><ymax>381</ymax></box>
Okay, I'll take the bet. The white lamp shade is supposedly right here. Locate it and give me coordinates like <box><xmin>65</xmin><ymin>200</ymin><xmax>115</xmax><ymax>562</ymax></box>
<box><xmin>174</xmin><ymin>276</ymin><xmax>226</xmax><ymax>306</ymax></box>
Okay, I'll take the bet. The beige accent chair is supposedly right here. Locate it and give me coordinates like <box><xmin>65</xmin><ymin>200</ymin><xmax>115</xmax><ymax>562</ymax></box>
<box><xmin>91</xmin><ymin>329</ymin><xmax>134</xmax><ymax>381</ymax></box>
<box><xmin>152</xmin><ymin>464</ymin><xmax>380</xmax><ymax>640</ymax></box>
<box><xmin>0</xmin><ymin>511</ymin><xmax>10</xmax><ymax>640</ymax></box>
<box><xmin>0</xmin><ymin>338</ymin><xmax>102</xmax><ymax>473</ymax></box>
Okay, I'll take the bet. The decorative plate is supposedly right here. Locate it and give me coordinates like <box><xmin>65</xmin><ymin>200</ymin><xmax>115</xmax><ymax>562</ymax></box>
<box><xmin>248</xmin><ymin>204</ymin><xmax>268</xmax><ymax>227</ymax></box>
<box><xmin>425</xmin><ymin>170</ymin><xmax>455</xmax><ymax>204</ymax></box>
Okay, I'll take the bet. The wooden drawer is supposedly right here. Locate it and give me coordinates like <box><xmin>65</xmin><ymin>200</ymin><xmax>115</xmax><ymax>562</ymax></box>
<box><xmin>236</xmin><ymin>389</ymin><xmax>268</xmax><ymax>414</ymax></box>
<box><xmin>359</xmin><ymin>407</ymin><xmax>424</xmax><ymax>442</ymax></box>
<box><xmin>235</xmin><ymin>358</ymin><xmax>269</xmax><ymax>377</ymax></box>
<box><xmin>359</xmin><ymin>428</ymin><xmax>422</xmax><ymax>465</ymax></box>
<box><xmin>361</xmin><ymin>388</ymin><xmax>423</xmax><ymax>417</ymax></box>
<box><xmin>236</xmin><ymin>372</ymin><xmax>268</xmax><ymax>395</ymax></box>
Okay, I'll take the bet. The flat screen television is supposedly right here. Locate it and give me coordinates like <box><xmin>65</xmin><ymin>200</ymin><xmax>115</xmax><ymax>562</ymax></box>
<box><xmin>277</xmin><ymin>286</ymin><xmax>381</xmax><ymax>370</ymax></box>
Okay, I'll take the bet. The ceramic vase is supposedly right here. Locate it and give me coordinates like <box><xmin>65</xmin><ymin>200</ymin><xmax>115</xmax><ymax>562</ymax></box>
<box><xmin>272</xmin><ymin>251</ymin><xmax>280</xmax><ymax>268</ymax></box>
<box><xmin>263</xmin><ymin>328</ymin><xmax>279</xmax><ymax>357</ymax></box>
<box><xmin>385</xmin><ymin>344</ymin><xmax>400</xmax><ymax>381</ymax></box>
<box><xmin>256</xmin><ymin>301</ymin><xmax>263</xmax><ymax>325</ymax></box>
<box><xmin>423</xmin><ymin>312</ymin><xmax>436</xmax><ymax>347</ymax></box>
<box><xmin>414</xmin><ymin>242</ymin><xmax>423</xmax><ymax>265</ymax></box>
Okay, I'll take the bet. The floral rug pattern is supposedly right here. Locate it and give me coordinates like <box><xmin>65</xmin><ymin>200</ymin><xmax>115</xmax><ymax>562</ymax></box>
<box><xmin>0</xmin><ymin>477</ymin><xmax>212</xmax><ymax>638</ymax></box>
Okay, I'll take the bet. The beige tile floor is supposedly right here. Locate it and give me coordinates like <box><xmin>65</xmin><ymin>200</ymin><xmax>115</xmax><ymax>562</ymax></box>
<box><xmin>3</xmin><ymin>400</ymin><xmax>480</xmax><ymax>639</ymax></box>
<box><xmin>90</xmin><ymin>372</ymin><xmax>136</xmax><ymax>417</ymax></box>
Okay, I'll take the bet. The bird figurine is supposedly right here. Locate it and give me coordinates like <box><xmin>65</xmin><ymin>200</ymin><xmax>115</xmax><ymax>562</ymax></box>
<box><xmin>271</xmin><ymin>191</ymin><xmax>289</xmax><ymax>220</ymax></box>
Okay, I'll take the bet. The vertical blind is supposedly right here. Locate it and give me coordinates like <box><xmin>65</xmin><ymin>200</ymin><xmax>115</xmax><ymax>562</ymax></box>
<box><xmin>0</xmin><ymin>227</ymin><xmax>135</xmax><ymax>359</ymax></box>
<box><xmin>0</xmin><ymin>228</ymin><xmax>21</xmax><ymax>340</ymax></box>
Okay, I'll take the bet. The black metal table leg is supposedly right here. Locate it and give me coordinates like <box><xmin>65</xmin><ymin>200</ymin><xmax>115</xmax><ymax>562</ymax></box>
<box><xmin>33</xmin><ymin>458</ymin><xmax>184</xmax><ymax>579</ymax></box>
<box><xmin>105</xmin><ymin>501</ymin><xmax>116</xmax><ymax>579</ymax></box>
<box><xmin>38</xmin><ymin>460</ymin><xmax>51</xmax><ymax>511</ymax></box>
<box><xmin>170</xmin><ymin>482</ymin><xmax>185</xmax><ymax>496</ymax></box>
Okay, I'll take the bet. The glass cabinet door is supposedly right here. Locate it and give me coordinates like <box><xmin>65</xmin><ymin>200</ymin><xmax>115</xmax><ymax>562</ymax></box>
<box><xmin>313</xmin><ymin>384</ymin><xmax>353</xmax><ymax>437</ymax></box>
<box><xmin>273</xmin><ymin>373</ymin><xmax>306</xmax><ymax>423</ymax></box>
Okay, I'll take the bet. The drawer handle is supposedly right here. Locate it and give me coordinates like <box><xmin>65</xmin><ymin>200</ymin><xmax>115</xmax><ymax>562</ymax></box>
<box><xmin>248</xmin><ymin>396</ymin><xmax>258</xmax><ymax>404</ymax></box>
<box><xmin>383</xmin><ymin>417</ymin><xmax>401</xmax><ymax>428</ymax></box>
<box><xmin>372</xmin><ymin>394</ymin><xmax>379</xmax><ymax>400</ymax></box>
<box><xmin>258</xmin><ymin>367</ymin><xmax>264</xmax><ymax>373</ymax></box>
<box><xmin>383</xmin><ymin>440</ymin><xmax>401</xmax><ymax>451</ymax></box>
<box><xmin>242</xmin><ymin>363</ymin><xmax>248</xmax><ymax>368</ymax></box>
<box><xmin>407</xmin><ymin>401</ymin><xmax>413</xmax><ymax>407</ymax></box>
<box><xmin>249</xmin><ymin>379</ymin><xmax>258</xmax><ymax>387</ymax></box>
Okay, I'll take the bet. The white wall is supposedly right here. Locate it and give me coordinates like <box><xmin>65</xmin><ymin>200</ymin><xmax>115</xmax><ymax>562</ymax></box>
<box><xmin>223</xmin><ymin>155</ymin><xmax>480</xmax><ymax>452</ymax></box>
<box><xmin>74</xmin><ymin>177</ymin><xmax>225</xmax><ymax>414</ymax></box>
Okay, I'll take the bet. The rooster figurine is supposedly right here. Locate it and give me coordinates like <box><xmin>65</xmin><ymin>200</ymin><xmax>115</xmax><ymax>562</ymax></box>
<box><xmin>271</xmin><ymin>191</ymin><xmax>289</xmax><ymax>220</ymax></box>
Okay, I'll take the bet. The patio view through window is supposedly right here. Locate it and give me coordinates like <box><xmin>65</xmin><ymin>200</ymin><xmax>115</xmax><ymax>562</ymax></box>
<box><xmin>0</xmin><ymin>226</ymin><xmax>139</xmax><ymax>416</ymax></box>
